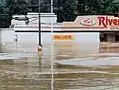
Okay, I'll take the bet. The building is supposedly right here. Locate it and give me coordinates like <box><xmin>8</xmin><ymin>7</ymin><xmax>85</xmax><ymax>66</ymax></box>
<box><xmin>11</xmin><ymin>12</ymin><xmax>57</xmax><ymax>25</ymax></box>
<box><xmin>10</xmin><ymin>14</ymin><xmax>119</xmax><ymax>43</ymax></box>
<box><xmin>61</xmin><ymin>15</ymin><xmax>119</xmax><ymax>42</ymax></box>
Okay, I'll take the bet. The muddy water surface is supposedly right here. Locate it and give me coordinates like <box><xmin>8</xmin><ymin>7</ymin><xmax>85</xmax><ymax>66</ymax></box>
<box><xmin>0</xmin><ymin>40</ymin><xmax>119</xmax><ymax>90</ymax></box>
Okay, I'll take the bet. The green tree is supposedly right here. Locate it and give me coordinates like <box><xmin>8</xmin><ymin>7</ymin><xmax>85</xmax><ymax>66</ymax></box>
<box><xmin>28</xmin><ymin>0</ymin><xmax>38</xmax><ymax>12</ymax></box>
<box><xmin>0</xmin><ymin>0</ymin><xmax>7</xmax><ymax>14</ymax></box>
<box><xmin>1</xmin><ymin>0</ymin><xmax>119</xmax><ymax>24</ymax></box>
<box><xmin>0</xmin><ymin>0</ymin><xmax>11</xmax><ymax>28</ymax></box>
<box><xmin>40</xmin><ymin>0</ymin><xmax>51</xmax><ymax>13</ymax></box>
<box><xmin>54</xmin><ymin>0</ymin><xmax>119</xmax><ymax>22</ymax></box>
<box><xmin>6</xmin><ymin>0</ymin><xmax>30</xmax><ymax>15</ymax></box>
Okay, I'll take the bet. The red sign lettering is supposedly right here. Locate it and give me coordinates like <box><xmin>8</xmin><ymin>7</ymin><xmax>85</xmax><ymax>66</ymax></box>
<box><xmin>98</xmin><ymin>17</ymin><xmax>119</xmax><ymax>28</ymax></box>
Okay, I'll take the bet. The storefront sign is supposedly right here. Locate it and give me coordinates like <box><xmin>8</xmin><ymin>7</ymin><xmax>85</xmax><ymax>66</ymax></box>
<box><xmin>79</xmin><ymin>16</ymin><xmax>119</xmax><ymax>30</ymax></box>
<box><xmin>80</xmin><ymin>18</ymin><xmax>96</xmax><ymax>26</ymax></box>
<box><xmin>53</xmin><ymin>35</ymin><xmax>75</xmax><ymax>40</ymax></box>
<box><xmin>98</xmin><ymin>17</ymin><xmax>119</xmax><ymax>28</ymax></box>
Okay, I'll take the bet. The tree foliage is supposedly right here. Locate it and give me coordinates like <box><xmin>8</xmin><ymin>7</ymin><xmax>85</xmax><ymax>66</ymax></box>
<box><xmin>54</xmin><ymin>0</ymin><xmax>119</xmax><ymax>22</ymax></box>
<box><xmin>6</xmin><ymin>0</ymin><xmax>30</xmax><ymax>15</ymax></box>
<box><xmin>0</xmin><ymin>0</ymin><xmax>119</xmax><ymax>27</ymax></box>
<box><xmin>3</xmin><ymin>0</ymin><xmax>119</xmax><ymax>21</ymax></box>
<box><xmin>0</xmin><ymin>0</ymin><xmax>7</xmax><ymax>14</ymax></box>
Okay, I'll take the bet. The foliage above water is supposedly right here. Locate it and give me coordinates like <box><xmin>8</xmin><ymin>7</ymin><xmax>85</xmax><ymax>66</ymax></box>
<box><xmin>0</xmin><ymin>0</ymin><xmax>119</xmax><ymax>24</ymax></box>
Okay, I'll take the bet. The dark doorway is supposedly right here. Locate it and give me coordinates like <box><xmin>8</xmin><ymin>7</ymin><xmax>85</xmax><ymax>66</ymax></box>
<box><xmin>100</xmin><ymin>32</ymin><xmax>107</xmax><ymax>42</ymax></box>
<box><xmin>115</xmin><ymin>35</ymin><xmax>119</xmax><ymax>42</ymax></box>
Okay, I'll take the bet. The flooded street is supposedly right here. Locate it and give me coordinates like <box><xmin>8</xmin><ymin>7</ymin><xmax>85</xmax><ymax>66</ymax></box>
<box><xmin>0</xmin><ymin>30</ymin><xmax>119</xmax><ymax>90</ymax></box>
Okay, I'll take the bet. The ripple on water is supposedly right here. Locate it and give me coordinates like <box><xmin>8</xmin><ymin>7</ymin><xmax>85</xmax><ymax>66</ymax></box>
<box><xmin>55</xmin><ymin>57</ymin><xmax>119</xmax><ymax>66</ymax></box>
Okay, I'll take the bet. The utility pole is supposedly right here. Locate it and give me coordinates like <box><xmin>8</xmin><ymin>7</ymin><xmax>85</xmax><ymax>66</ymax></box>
<box><xmin>118</xmin><ymin>7</ymin><xmax>119</xmax><ymax>18</ymax></box>
<box><xmin>38</xmin><ymin>0</ymin><xmax>42</xmax><ymax>56</ymax></box>
<box><xmin>25</xmin><ymin>1</ymin><xmax>43</xmax><ymax>55</ymax></box>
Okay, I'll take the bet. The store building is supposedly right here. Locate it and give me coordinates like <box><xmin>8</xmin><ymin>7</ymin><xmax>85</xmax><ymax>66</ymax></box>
<box><xmin>61</xmin><ymin>15</ymin><xmax>119</xmax><ymax>42</ymax></box>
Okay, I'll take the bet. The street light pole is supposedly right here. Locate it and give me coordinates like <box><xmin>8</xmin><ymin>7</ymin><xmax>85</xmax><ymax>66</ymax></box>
<box><xmin>51</xmin><ymin>0</ymin><xmax>53</xmax><ymax>13</ymax></box>
<box><xmin>38</xmin><ymin>0</ymin><xmax>42</xmax><ymax>55</ymax></box>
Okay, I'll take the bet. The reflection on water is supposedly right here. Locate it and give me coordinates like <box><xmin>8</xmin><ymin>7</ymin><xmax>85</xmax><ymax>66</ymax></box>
<box><xmin>0</xmin><ymin>41</ymin><xmax>119</xmax><ymax>90</ymax></box>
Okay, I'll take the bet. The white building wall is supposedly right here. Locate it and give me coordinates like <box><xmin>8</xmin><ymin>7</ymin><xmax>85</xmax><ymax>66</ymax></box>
<box><xmin>1</xmin><ymin>29</ymin><xmax>99</xmax><ymax>54</ymax></box>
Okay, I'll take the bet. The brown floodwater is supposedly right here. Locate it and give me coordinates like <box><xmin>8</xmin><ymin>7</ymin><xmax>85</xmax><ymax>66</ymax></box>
<box><xmin>0</xmin><ymin>41</ymin><xmax>119</xmax><ymax>90</ymax></box>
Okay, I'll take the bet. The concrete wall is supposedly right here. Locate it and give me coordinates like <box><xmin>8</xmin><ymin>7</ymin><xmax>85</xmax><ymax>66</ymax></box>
<box><xmin>0</xmin><ymin>29</ymin><xmax>99</xmax><ymax>54</ymax></box>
